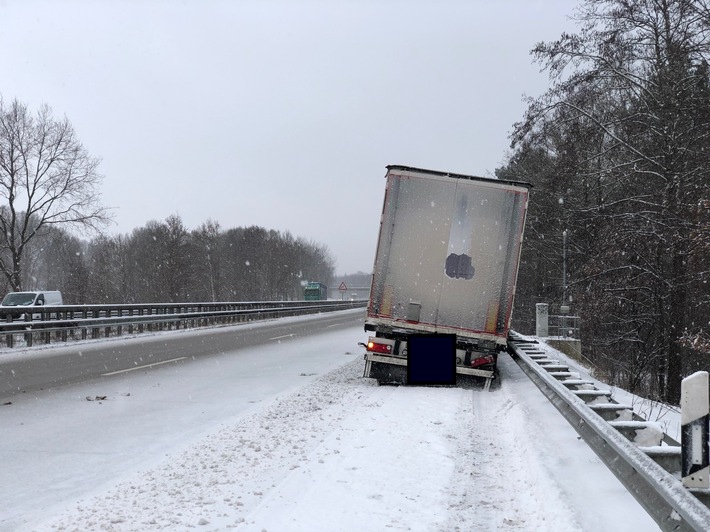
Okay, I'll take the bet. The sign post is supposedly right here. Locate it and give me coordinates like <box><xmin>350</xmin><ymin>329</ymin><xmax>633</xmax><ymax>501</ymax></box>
<box><xmin>338</xmin><ymin>282</ymin><xmax>347</xmax><ymax>300</ymax></box>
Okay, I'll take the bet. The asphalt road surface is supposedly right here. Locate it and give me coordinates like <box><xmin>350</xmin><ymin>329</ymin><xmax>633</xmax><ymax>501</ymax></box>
<box><xmin>0</xmin><ymin>309</ymin><xmax>364</xmax><ymax>398</ymax></box>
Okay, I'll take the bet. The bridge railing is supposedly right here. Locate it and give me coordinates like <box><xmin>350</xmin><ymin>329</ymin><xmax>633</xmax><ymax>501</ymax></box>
<box><xmin>0</xmin><ymin>299</ymin><xmax>368</xmax><ymax>348</ymax></box>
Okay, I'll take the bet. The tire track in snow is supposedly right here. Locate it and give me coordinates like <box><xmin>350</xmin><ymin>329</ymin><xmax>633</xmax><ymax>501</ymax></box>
<box><xmin>443</xmin><ymin>355</ymin><xmax>583</xmax><ymax>531</ymax></box>
<box><xmin>239</xmin><ymin>378</ymin><xmax>466</xmax><ymax>531</ymax></box>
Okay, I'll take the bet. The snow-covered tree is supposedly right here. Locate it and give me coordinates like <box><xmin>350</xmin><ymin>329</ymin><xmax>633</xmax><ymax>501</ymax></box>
<box><xmin>506</xmin><ymin>0</ymin><xmax>710</xmax><ymax>402</ymax></box>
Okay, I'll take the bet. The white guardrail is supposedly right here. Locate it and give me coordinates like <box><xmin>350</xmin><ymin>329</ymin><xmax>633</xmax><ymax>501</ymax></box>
<box><xmin>508</xmin><ymin>333</ymin><xmax>710</xmax><ymax>532</ymax></box>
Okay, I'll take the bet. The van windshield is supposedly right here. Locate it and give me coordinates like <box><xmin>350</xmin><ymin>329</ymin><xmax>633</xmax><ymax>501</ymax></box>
<box><xmin>1</xmin><ymin>292</ymin><xmax>37</xmax><ymax>306</ymax></box>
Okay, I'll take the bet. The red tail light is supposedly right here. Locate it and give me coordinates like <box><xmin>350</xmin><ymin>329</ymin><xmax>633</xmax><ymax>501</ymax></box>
<box><xmin>471</xmin><ymin>354</ymin><xmax>495</xmax><ymax>368</ymax></box>
<box><xmin>367</xmin><ymin>340</ymin><xmax>393</xmax><ymax>354</ymax></box>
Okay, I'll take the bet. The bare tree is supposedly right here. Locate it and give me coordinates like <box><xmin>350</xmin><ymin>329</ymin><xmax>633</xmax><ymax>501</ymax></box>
<box><xmin>86</xmin><ymin>234</ymin><xmax>131</xmax><ymax>303</ymax></box>
<box><xmin>192</xmin><ymin>220</ymin><xmax>222</xmax><ymax>301</ymax></box>
<box><xmin>0</xmin><ymin>97</ymin><xmax>110</xmax><ymax>291</ymax></box>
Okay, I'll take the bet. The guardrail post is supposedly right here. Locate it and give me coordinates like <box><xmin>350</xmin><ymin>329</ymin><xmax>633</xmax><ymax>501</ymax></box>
<box><xmin>681</xmin><ymin>371</ymin><xmax>709</xmax><ymax>489</ymax></box>
<box><xmin>535</xmin><ymin>303</ymin><xmax>549</xmax><ymax>337</ymax></box>
<box><xmin>5</xmin><ymin>316</ymin><xmax>13</xmax><ymax>347</ymax></box>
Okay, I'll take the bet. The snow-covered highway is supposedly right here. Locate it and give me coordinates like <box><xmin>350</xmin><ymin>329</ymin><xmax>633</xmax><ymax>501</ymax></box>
<box><xmin>1</xmin><ymin>310</ymin><xmax>658</xmax><ymax>531</ymax></box>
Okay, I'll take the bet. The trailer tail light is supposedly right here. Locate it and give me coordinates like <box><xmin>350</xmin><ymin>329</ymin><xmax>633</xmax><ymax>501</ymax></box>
<box><xmin>367</xmin><ymin>339</ymin><xmax>393</xmax><ymax>354</ymax></box>
<box><xmin>471</xmin><ymin>354</ymin><xmax>495</xmax><ymax>369</ymax></box>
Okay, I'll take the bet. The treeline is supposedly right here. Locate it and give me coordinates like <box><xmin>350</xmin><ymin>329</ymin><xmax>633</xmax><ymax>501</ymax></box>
<box><xmin>502</xmin><ymin>0</ymin><xmax>710</xmax><ymax>403</ymax></box>
<box><xmin>5</xmin><ymin>215</ymin><xmax>335</xmax><ymax>304</ymax></box>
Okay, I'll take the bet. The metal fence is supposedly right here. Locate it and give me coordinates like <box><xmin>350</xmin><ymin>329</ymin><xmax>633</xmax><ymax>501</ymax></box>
<box><xmin>548</xmin><ymin>314</ymin><xmax>581</xmax><ymax>339</ymax></box>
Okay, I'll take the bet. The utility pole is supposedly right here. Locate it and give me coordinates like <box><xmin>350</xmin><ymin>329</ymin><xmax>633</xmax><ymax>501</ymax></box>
<box><xmin>562</xmin><ymin>229</ymin><xmax>568</xmax><ymax>306</ymax></box>
<box><xmin>561</xmin><ymin>229</ymin><xmax>569</xmax><ymax>337</ymax></box>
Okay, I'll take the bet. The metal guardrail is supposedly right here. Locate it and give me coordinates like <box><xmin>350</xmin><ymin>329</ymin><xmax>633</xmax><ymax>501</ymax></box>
<box><xmin>508</xmin><ymin>333</ymin><xmax>710</xmax><ymax>532</ymax></box>
<box><xmin>0</xmin><ymin>300</ymin><xmax>368</xmax><ymax>348</ymax></box>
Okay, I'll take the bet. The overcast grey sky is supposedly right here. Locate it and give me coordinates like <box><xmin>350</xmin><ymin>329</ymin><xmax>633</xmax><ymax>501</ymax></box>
<box><xmin>0</xmin><ymin>0</ymin><xmax>576</xmax><ymax>274</ymax></box>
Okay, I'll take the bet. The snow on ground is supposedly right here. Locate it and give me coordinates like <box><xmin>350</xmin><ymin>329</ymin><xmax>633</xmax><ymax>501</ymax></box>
<box><xmin>1</xmin><ymin>314</ymin><xmax>366</xmax><ymax>531</ymax></box>
<box><xmin>1</xmin><ymin>316</ymin><xmax>662</xmax><ymax>532</ymax></box>
<box><xmin>15</xmin><ymin>330</ymin><xmax>659</xmax><ymax>531</ymax></box>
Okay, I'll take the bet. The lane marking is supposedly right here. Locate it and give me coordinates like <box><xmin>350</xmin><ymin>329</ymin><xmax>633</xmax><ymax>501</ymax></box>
<box><xmin>269</xmin><ymin>334</ymin><xmax>296</xmax><ymax>340</ymax></box>
<box><xmin>102</xmin><ymin>357</ymin><xmax>187</xmax><ymax>376</ymax></box>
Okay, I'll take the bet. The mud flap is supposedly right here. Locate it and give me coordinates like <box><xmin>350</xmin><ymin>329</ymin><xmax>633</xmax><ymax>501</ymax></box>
<box><xmin>368</xmin><ymin>359</ymin><xmax>407</xmax><ymax>384</ymax></box>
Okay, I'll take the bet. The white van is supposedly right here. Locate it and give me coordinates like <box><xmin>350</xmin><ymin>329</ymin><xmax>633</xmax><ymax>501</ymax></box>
<box><xmin>0</xmin><ymin>291</ymin><xmax>63</xmax><ymax>321</ymax></box>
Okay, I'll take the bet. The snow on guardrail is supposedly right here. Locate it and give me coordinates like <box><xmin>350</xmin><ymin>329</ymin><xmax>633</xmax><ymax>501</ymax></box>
<box><xmin>508</xmin><ymin>332</ymin><xmax>710</xmax><ymax>532</ymax></box>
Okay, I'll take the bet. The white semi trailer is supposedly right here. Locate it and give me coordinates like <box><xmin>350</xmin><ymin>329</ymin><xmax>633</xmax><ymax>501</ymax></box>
<box><xmin>363</xmin><ymin>165</ymin><xmax>532</xmax><ymax>387</ymax></box>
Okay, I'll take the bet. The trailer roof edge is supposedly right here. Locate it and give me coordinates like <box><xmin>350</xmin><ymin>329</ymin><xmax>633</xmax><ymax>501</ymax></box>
<box><xmin>386</xmin><ymin>164</ymin><xmax>533</xmax><ymax>189</ymax></box>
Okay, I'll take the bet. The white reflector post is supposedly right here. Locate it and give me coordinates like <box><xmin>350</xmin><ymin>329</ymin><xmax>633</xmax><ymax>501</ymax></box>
<box><xmin>681</xmin><ymin>371</ymin><xmax>709</xmax><ymax>489</ymax></box>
